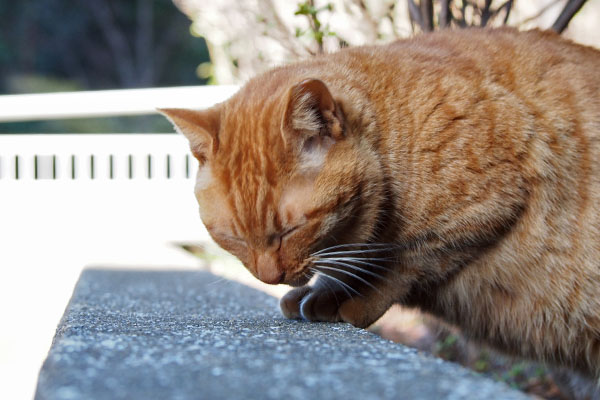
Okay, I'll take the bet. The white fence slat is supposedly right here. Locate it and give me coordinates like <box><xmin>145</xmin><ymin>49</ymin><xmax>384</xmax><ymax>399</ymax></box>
<box><xmin>36</xmin><ymin>155</ymin><xmax>55</xmax><ymax>179</ymax></box>
<box><xmin>21</xmin><ymin>154</ymin><xmax>36</xmax><ymax>180</ymax></box>
<box><xmin>153</xmin><ymin>153</ymin><xmax>167</xmax><ymax>180</ymax></box>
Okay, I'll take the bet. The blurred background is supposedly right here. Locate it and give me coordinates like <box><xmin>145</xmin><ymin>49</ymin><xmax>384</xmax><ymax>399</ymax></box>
<box><xmin>0</xmin><ymin>0</ymin><xmax>210</xmax><ymax>133</ymax></box>
<box><xmin>1</xmin><ymin>1</ymin><xmax>599</xmax><ymax>399</ymax></box>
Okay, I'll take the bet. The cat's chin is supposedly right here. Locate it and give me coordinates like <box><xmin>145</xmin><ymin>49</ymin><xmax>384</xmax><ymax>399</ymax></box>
<box><xmin>285</xmin><ymin>272</ymin><xmax>311</xmax><ymax>287</ymax></box>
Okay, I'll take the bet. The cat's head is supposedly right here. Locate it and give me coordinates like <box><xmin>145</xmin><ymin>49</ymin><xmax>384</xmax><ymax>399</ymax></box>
<box><xmin>160</xmin><ymin>75</ymin><xmax>384</xmax><ymax>285</ymax></box>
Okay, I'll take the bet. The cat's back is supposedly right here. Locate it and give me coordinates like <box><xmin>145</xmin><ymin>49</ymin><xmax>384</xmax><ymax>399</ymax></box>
<box><xmin>391</xmin><ymin>28</ymin><xmax>600</xmax><ymax>126</ymax></box>
<box><xmin>337</xmin><ymin>27</ymin><xmax>600</xmax><ymax>94</ymax></box>
<box><xmin>353</xmin><ymin>28</ymin><xmax>600</xmax><ymax>244</ymax></box>
<box><xmin>325</xmin><ymin>28</ymin><xmax>600</xmax><ymax>125</ymax></box>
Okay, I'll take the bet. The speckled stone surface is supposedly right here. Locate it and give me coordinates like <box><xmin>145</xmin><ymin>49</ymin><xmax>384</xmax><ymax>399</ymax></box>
<box><xmin>35</xmin><ymin>269</ymin><xmax>529</xmax><ymax>400</ymax></box>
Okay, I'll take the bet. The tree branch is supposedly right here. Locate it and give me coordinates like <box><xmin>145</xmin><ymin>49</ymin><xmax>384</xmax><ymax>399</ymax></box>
<box><xmin>420</xmin><ymin>0</ymin><xmax>434</xmax><ymax>32</ymax></box>
<box><xmin>481</xmin><ymin>0</ymin><xmax>493</xmax><ymax>27</ymax></box>
<box><xmin>551</xmin><ymin>0</ymin><xmax>588</xmax><ymax>33</ymax></box>
<box><xmin>490</xmin><ymin>0</ymin><xmax>514</xmax><ymax>25</ymax></box>
<box><xmin>458</xmin><ymin>0</ymin><xmax>468</xmax><ymax>27</ymax></box>
<box><xmin>515</xmin><ymin>0</ymin><xmax>561</xmax><ymax>26</ymax></box>
<box><xmin>439</xmin><ymin>0</ymin><xmax>451</xmax><ymax>28</ymax></box>
<box><xmin>407</xmin><ymin>0</ymin><xmax>424</xmax><ymax>31</ymax></box>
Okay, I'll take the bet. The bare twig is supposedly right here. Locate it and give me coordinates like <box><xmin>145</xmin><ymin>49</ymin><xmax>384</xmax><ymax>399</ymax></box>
<box><xmin>481</xmin><ymin>0</ymin><xmax>493</xmax><ymax>27</ymax></box>
<box><xmin>439</xmin><ymin>0</ymin><xmax>451</xmax><ymax>28</ymax></box>
<box><xmin>491</xmin><ymin>0</ymin><xmax>514</xmax><ymax>25</ymax></box>
<box><xmin>407</xmin><ymin>0</ymin><xmax>424</xmax><ymax>30</ymax></box>
<box><xmin>421</xmin><ymin>0</ymin><xmax>434</xmax><ymax>32</ymax></box>
<box><xmin>458</xmin><ymin>0</ymin><xmax>468</xmax><ymax>27</ymax></box>
<box><xmin>551</xmin><ymin>0</ymin><xmax>588</xmax><ymax>33</ymax></box>
<box><xmin>515</xmin><ymin>0</ymin><xmax>561</xmax><ymax>26</ymax></box>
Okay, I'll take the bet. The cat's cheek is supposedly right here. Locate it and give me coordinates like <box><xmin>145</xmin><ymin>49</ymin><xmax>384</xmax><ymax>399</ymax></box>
<box><xmin>194</xmin><ymin>190</ymin><xmax>214</xmax><ymax>220</ymax></box>
<box><xmin>284</xmin><ymin>271</ymin><xmax>311</xmax><ymax>287</ymax></box>
<box><xmin>278</xmin><ymin>176</ymin><xmax>314</xmax><ymax>228</ymax></box>
<box><xmin>194</xmin><ymin>165</ymin><xmax>213</xmax><ymax>192</ymax></box>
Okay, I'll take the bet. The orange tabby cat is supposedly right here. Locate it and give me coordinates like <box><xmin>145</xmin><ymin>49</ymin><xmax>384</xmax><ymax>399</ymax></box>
<box><xmin>160</xmin><ymin>27</ymin><xmax>600</xmax><ymax>378</ymax></box>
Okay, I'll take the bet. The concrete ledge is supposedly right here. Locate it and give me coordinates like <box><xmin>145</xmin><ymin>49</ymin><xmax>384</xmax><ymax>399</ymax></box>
<box><xmin>35</xmin><ymin>269</ymin><xmax>528</xmax><ymax>399</ymax></box>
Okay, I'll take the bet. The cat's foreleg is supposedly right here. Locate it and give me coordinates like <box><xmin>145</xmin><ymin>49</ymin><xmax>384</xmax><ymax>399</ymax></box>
<box><xmin>280</xmin><ymin>274</ymin><xmax>399</xmax><ymax>328</ymax></box>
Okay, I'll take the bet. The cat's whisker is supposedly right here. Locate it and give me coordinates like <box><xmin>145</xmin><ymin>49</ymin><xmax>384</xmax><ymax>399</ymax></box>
<box><xmin>331</xmin><ymin>256</ymin><xmax>397</xmax><ymax>262</ymax></box>
<box><xmin>207</xmin><ymin>276</ymin><xmax>229</xmax><ymax>286</ymax></box>
<box><xmin>316</xmin><ymin>273</ymin><xmax>341</xmax><ymax>306</ymax></box>
<box><xmin>315</xmin><ymin>259</ymin><xmax>388</xmax><ymax>281</ymax></box>
<box><xmin>309</xmin><ymin>267</ymin><xmax>360</xmax><ymax>298</ymax></box>
<box><xmin>204</xmin><ymin>275</ymin><xmax>240</xmax><ymax>295</ymax></box>
<box><xmin>313</xmin><ymin>264</ymin><xmax>382</xmax><ymax>294</ymax></box>
<box><xmin>317</xmin><ymin>257</ymin><xmax>391</xmax><ymax>271</ymax></box>
<box><xmin>311</xmin><ymin>248</ymin><xmax>398</xmax><ymax>257</ymax></box>
<box><xmin>311</xmin><ymin>242</ymin><xmax>401</xmax><ymax>256</ymax></box>
<box><xmin>316</xmin><ymin>254</ymin><xmax>397</xmax><ymax>262</ymax></box>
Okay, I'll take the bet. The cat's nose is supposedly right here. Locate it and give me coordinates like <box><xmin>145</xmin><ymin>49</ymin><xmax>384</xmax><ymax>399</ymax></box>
<box><xmin>259</xmin><ymin>271</ymin><xmax>285</xmax><ymax>285</ymax></box>
<box><xmin>256</xmin><ymin>252</ymin><xmax>284</xmax><ymax>284</ymax></box>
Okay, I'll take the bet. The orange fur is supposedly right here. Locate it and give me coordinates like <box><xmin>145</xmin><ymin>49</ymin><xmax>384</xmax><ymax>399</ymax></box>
<box><xmin>160</xmin><ymin>27</ymin><xmax>600</xmax><ymax>377</ymax></box>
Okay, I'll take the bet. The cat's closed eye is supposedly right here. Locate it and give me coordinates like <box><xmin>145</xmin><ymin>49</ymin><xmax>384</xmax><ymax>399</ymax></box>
<box><xmin>215</xmin><ymin>223</ymin><xmax>302</xmax><ymax>250</ymax></box>
<box><xmin>220</xmin><ymin>233</ymin><xmax>245</xmax><ymax>245</ymax></box>
<box><xmin>281</xmin><ymin>224</ymin><xmax>302</xmax><ymax>239</ymax></box>
<box><xmin>262</xmin><ymin>224</ymin><xmax>304</xmax><ymax>249</ymax></box>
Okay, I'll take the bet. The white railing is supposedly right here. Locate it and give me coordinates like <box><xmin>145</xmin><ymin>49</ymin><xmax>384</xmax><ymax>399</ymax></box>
<box><xmin>0</xmin><ymin>85</ymin><xmax>239</xmax><ymax>181</ymax></box>
<box><xmin>0</xmin><ymin>85</ymin><xmax>238</xmax><ymax>122</ymax></box>
<box><xmin>0</xmin><ymin>134</ymin><xmax>196</xmax><ymax>181</ymax></box>
<box><xmin>0</xmin><ymin>85</ymin><xmax>239</xmax><ymax>400</ymax></box>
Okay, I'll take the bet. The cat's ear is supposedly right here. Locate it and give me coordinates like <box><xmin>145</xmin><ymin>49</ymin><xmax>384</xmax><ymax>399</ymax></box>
<box><xmin>158</xmin><ymin>107</ymin><xmax>220</xmax><ymax>163</ymax></box>
<box><xmin>282</xmin><ymin>78</ymin><xmax>344</xmax><ymax>144</ymax></box>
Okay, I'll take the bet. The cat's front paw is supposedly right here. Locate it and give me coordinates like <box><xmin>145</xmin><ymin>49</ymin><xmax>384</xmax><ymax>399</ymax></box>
<box><xmin>280</xmin><ymin>286</ymin><xmax>311</xmax><ymax>320</ymax></box>
<box><xmin>280</xmin><ymin>285</ymin><xmax>343</xmax><ymax>323</ymax></box>
<box><xmin>280</xmin><ymin>286</ymin><xmax>389</xmax><ymax>328</ymax></box>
